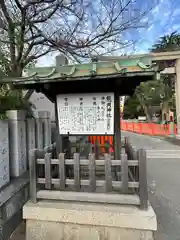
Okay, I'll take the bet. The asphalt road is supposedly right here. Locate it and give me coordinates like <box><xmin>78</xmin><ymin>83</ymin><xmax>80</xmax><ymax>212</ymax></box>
<box><xmin>122</xmin><ymin>131</ymin><xmax>180</xmax><ymax>240</ymax></box>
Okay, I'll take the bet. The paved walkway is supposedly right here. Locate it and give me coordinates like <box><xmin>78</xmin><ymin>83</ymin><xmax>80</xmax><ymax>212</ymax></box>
<box><xmin>123</xmin><ymin>131</ymin><xmax>180</xmax><ymax>240</ymax></box>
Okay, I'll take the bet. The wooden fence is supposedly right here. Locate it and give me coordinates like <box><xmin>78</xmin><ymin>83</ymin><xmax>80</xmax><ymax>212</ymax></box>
<box><xmin>29</xmin><ymin>141</ymin><xmax>148</xmax><ymax>210</ymax></box>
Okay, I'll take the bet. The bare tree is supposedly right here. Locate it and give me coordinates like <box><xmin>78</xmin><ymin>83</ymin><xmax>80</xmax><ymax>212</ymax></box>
<box><xmin>0</xmin><ymin>0</ymin><xmax>157</xmax><ymax>77</ymax></box>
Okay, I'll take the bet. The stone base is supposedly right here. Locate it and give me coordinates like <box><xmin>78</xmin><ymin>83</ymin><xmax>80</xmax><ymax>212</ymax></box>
<box><xmin>23</xmin><ymin>200</ymin><xmax>157</xmax><ymax>240</ymax></box>
<box><xmin>0</xmin><ymin>210</ymin><xmax>22</xmax><ymax>240</ymax></box>
<box><xmin>0</xmin><ymin>172</ymin><xmax>29</xmax><ymax>240</ymax></box>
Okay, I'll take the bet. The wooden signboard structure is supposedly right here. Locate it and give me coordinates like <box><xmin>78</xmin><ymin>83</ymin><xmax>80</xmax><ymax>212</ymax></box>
<box><xmin>3</xmin><ymin>56</ymin><xmax>160</xmax><ymax>159</ymax></box>
<box><xmin>56</xmin><ymin>92</ymin><xmax>114</xmax><ymax>135</ymax></box>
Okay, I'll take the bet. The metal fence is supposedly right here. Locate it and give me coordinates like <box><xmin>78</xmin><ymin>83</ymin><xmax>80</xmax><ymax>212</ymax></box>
<box><xmin>29</xmin><ymin>139</ymin><xmax>148</xmax><ymax>209</ymax></box>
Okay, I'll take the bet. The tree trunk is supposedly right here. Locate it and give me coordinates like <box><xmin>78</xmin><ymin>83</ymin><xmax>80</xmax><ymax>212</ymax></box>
<box><xmin>143</xmin><ymin>105</ymin><xmax>152</xmax><ymax>122</ymax></box>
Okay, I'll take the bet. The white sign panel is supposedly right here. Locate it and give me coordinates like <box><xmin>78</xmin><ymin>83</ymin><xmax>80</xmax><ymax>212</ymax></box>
<box><xmin>57</xmin><ymin>93</ymin><xmax>114</xmax><ymax>135</ymax></box>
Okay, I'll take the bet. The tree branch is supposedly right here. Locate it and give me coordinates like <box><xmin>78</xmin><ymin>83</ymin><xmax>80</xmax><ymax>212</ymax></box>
<box><xmin>0</xmin><ymin>0</ymin><xmax>16</xmax><ymax>66</ymax></box>
<box><xmin>24</xmin><ymin>47</ymin><xmax>52</xmax><ymax>66</ymax></box>
<box><xmin>16</xmin><ymin>9</ymin><xmax>26</xmax><ymax>62</ymax></box>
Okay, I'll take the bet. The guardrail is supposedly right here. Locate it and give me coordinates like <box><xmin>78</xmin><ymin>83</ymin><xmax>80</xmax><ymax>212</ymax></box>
<box><xmin>121</xmin><ymin>121</ymin><xmax>177</xmax><ymax>136</ymax></box>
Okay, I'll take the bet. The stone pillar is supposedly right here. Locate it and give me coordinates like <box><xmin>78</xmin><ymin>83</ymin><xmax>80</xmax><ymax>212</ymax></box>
<box><xmin>175</xmin><ymin>59</ymin><xmax>180</xmax><ymax>137</ymax></box>
<box><xmin>41</xmin><ymin>111</ymin><xmax>52</xmax><ymax>147</ymax></box>
<box><xmin>26</xmin><ymin>118</ymin><xmax>36</xmax><ymax>168</ymax></box>
<box><xmin>34</xmin><ymin>112</ymin><xmax>43</xmax><ymax>149</ymax></box>
<box><xmin>0</xmin><ymin>120</ymin><xmax>10</xmax><ymax>189</ymax></box>
<box><xmin>6</xmin><ymin>110</ymin><xmax>27</xmax><ymax>177</ymax></box>
<box><xmin>34</xmin><ymin>111</ymin><xmax>51</xmax><ymax>149</ymax></box>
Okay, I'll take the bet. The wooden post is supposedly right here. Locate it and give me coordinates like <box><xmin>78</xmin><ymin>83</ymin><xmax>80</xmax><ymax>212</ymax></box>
<box><xmin>105</xmin><ymin>154</ymin><xmax>112</xmax><ymax>192</ymax></box>
<box><xmin>89</xmin><ymin>153</ymin><xmax>96</xmax><ymax>192</ymax></box>
<box><xmin>55</xmin><ymin>100</ymin><xmax>63</xmax><ymax>155</ymax></box>
<box><xmin>94</xmin><ymin>139</ymin><xmax>100</xmax><ymax>159</ymax></box>
<box><xmin>59</xmin><ymin>153</ymin><xmax>65</xmax><ymax>190</ymax></box>
<box><xmin>44</xmin><ymin>153</ymin><xmax>52</xmax><ymax>189</ymax></box>
<box><xmin>113</xmin><ymin>92</ymin><xmax>121</xmax><ymax>180</ymax></box>
<box><xmin>114</xmin><ymin>92</ymin><xmax>121</xmax><ymax>160</ymax></box>
<box><xmin>74</xmin><ymin>153</ymin><xmax>80</xmax><ymax>191</ymax></box>
<box><xmin>86</xmin><ymin>143</ymin><xmax>92</xmax><ymax>158</ymax></box>
<box><xmin>121</xmin><ymin>153</ymin><xmax>128</xmax><ymax>194</ymax></box>
<box><xmin>138</xmin><ymin>149</ymin><xmax>148</xmax><ymax>210</ymax></box>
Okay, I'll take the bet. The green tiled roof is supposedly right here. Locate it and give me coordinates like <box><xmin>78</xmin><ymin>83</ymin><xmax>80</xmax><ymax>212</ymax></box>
<box><xmin>3</xmin><ymin>58</ymin><xmax>159</xmax><ymax>85</ymax></box>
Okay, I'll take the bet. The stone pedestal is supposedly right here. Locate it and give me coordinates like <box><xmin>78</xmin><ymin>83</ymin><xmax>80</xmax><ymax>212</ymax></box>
<box><xmin>23</xmin><ymin>200</ymin><xmax>157</xmax><ymax>240</ymax></box>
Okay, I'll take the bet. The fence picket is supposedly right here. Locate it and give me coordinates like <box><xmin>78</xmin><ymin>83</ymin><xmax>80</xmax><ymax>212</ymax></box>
<box><xmin>45</xmin><ymin>153</ymin><xmax>52</xmax><ymax>189</ymax></box>
<box><xmin>88</xmin><ymin>143</ymin><xmax>93</xmax><ymax>154</ymax></box>
<box><xmin>89</xmin><ymin>153</ymin><xmax>96</xmax><ymax>192</ymax></box>
<box><xmin>94</xmin><ymin>140</ymin><xmax>100</xmax><ymax>159</ymax></box>
<box><xmin>59</xmin><ymin>153</ymin><xmax>65</xmax><ymax>190</ymax></box>
<box><xmin>105</xmin><ymin>154</ymin><xmax>112</xmax><ymax>192</ymax></box>
<box><xmin>138</xmin><ymin>149</ymin><xmax>148</xmax><ymax>209</ymax></box>
<box><xmin>121</xmin><ymin>153</ymin><xmax>128</xmax><ymax>193</ymax></box>
<box><xmin>29</xmin><ymin>140</ymin><xmax>148</xmax><ymax>209</ymax></box>
<box><xmin>74</xmin><ymin>153</ymin><xmax>80</xmax><ymax>191</ymax></box>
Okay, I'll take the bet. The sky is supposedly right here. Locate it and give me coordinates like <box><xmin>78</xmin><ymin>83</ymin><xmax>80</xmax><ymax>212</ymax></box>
<box><xmin>134</xmin><ymin>0</ymin><xmax>180</xmax><ymax>53</ymax></box>
<box><xmin>37</xmin><ymin>0</ymin><xmax>180</xmax><ymax>67</ymax></box>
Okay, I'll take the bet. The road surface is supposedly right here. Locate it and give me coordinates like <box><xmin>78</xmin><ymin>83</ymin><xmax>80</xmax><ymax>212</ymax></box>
<box><xmin>122</xmin><ymin>131</ymin><xmax>180</xmax><ymax>240</ymax></box>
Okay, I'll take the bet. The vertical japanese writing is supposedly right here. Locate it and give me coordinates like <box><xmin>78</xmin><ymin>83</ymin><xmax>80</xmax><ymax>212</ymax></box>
<box><xmin>57</xmin><ymin>93</ymin><xmax>114</xmax><ymax>135</ymax></box>
<box><xmin>106</xmin><ymin>95</ymin><xmax>112</xmax><ymax>131</ymax></box>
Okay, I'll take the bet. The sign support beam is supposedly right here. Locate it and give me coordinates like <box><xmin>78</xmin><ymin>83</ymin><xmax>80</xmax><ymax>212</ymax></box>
<box><xmin>114</xmin><ymin>91</ymin><xmax>121</xmax><ymax>160</ymax></box>
<box><xmin>55</xmin><ymin>100</ymin><xmax>63</xmax><ymax>155</ymax></box>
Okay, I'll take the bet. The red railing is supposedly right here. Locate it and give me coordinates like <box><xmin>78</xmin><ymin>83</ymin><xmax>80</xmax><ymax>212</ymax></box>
<box><xmin>88</xmin><ymin>121</ymin><xmax>177</xmax><ymax>146</ymax></box>
<box><xmin>121</xmin><ymin>121</ymin><xmax>177</xmax><ymax>136</ymax></box>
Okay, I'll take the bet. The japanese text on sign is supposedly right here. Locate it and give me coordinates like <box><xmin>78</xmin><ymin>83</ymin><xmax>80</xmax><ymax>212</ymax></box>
<box><xmin>56</xmin><ymin>93</ymin><xmax>114</xmax><ymax>135</ymax></box>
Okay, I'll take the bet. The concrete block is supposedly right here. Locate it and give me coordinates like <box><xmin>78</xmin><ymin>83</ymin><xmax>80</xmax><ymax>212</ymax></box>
<box><xmin>26</xmin><ymin>220</ymin><xmax>154</xmax><ymax>240</ymax></box>
<box><xmin>24</xmin><ymin>200</ymin><xmax>157</xmax><ymax>240</ymax></box>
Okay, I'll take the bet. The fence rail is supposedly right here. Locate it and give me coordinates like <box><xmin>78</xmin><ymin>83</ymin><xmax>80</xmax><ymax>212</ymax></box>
<box><xmin>29</xmin><ymin>142</ymin><xmax>148</xmax><ymax>209</ymax></box>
